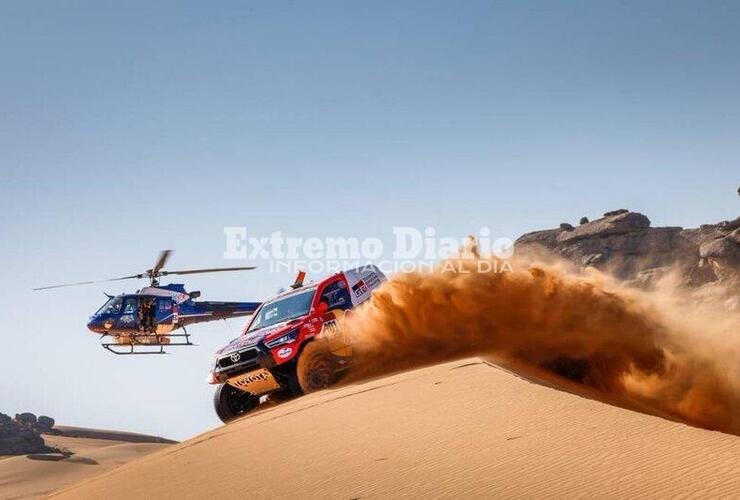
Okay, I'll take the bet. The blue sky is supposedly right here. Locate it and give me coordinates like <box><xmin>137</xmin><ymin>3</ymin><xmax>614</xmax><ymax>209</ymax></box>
<box><xmin>1</xmin><ymin>1</ymin><xmax>738</xmax><ymax>439</ymax></box>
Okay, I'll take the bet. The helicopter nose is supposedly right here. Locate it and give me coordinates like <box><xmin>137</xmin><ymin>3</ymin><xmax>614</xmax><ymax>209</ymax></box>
<box><xmin>87</xmin><ymin>318</ymin><xmax>103</xmax><ymax>334</ymax></box>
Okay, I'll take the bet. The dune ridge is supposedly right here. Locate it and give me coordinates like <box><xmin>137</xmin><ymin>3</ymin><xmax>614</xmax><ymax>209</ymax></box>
<box><xmin>344</xmin><ymin>256</ymin><xmax>740</xmax><ymax>434</ymax></box>
<box><xmin>52</xmin><ymin>359</ymin><xmax>740</xmax><ymax>499</ymax></box>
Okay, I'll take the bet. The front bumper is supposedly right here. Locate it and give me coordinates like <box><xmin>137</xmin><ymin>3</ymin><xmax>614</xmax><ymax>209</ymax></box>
<box><xmin>212</xmin><ymin>344</ymin><xmax>276</xmax><ymax>382</ymax></box>
<box><xmin>225</xmin><ymin>367</ymin><xmax>282</xmax><ymax>394</ymax></box>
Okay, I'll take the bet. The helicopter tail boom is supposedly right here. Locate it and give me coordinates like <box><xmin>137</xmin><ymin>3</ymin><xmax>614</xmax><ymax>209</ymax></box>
<box><xmin>177</xmin><ymin>301</ymin><xmax>261</xmax><ymax>327</ymax></box>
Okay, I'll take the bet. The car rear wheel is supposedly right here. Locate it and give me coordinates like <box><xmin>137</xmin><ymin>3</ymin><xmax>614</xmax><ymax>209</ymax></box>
<box><xmin>296</xmin><ymin>341</ymin><xmax>338</xmax><ymax>393</ymax></box>
<box><xmin>213</xmin><ymin>383</ymin><xmax>259</xmax><ymax>423</ymax></box>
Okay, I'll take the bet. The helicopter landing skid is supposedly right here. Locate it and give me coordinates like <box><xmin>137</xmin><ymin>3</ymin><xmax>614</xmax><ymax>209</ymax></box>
<box><xmin>100</xmin><ymin>329</ymin><xmax>195</xmax><ymax>355</ymax></box>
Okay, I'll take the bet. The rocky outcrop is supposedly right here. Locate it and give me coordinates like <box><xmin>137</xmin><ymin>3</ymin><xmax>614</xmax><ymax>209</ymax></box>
<box><xmin>683</xmin><ymin>218</ymin><xmax>740</xmax><ymax>281</ymax></box>
<box><xmin>516</xmin><ymin>210</ymin><xmax>739</xmax><ymax>288</ymax></box>
<box><xmin>0</xmin><ymin>412</ymin><xmax>60</xmax><ymax>455</ymax></box>
<box><xmin>556</xmin><ymin>212</ymin><xmax>651</xmax><ymax>243</ymax></box>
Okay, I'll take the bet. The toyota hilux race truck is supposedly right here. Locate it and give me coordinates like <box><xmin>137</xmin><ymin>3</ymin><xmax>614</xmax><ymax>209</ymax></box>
<box><xmin>209</xmin><ymin>265</ymin><xmax>386</xmax><ymax>422</ymax></box>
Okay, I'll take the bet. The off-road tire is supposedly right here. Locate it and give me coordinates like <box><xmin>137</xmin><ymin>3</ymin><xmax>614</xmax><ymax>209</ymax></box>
<box><xmin>296</xmin><ymin>341</ymin><xmax>338</xmax><ymax>394</ymax></box>
<box><xmin>213</xmin><ymin>383</ymin><xmax>259</xmax><ymax>423</ymax></box>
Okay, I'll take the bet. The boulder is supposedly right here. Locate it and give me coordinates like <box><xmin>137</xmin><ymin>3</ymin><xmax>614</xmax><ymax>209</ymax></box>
<box><xmin>604</xmin><ymin>209</ymin><xmax>629</xmax><ymax>217</ymax></box>
<box><xmin>557</xmin><ymin>212</ymin><xmax>651</xmax><ymax>243</ymax></box>
<box><xmin>15</xmin><ymin>413</ymin><xmax>37</xmax><ymax>426</ymax></box>
<box><xmin>37</xmin><ymin>415</ymin><xmax>55</xmax><ymax>431</ymax></box>
<box><xmin>700</xmin><ymin>236</ymin><xmax>740</xmax><ymax>262</ymax></box>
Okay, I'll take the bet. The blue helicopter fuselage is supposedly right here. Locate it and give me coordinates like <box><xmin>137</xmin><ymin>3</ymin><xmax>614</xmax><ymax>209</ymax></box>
<box><xmin>86</xmin><ymin>284</ymin><xmax>260</xmax><ymax>336</ymax></box>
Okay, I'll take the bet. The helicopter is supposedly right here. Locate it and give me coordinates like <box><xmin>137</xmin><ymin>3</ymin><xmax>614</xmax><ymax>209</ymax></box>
<box><xmin>33</xmin><ymin>250</ymin><xmax>261</xmax><ymax>355</ymax></box>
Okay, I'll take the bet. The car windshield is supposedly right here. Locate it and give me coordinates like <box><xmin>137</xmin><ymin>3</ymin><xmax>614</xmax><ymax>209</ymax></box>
<box><xmin>95</xmin><ymin>296</ymin><xmax>123</xmax><ymax>316</ymax></box>
<box><xmin>247</xmin><ymin>289</ymin><xmax>315</xmax><ymax>332</ymax></box>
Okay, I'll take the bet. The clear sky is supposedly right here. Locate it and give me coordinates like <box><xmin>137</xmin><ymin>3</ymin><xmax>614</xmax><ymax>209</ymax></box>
<box><xmin>1</xmin><ymin>1</ymin><xmax>738</xmax><ymax>440</ymax></box>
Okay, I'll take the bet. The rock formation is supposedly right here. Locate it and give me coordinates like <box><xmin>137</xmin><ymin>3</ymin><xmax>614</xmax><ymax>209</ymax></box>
<box><xmin>516</xmin><ymin>210</ymin><xmax>740</xmax><ymax>289</ymax></box>
<box><xmin>0</xmin><ymin>412</ymin><xmax>60</xmax><ymax>455</ymax></box>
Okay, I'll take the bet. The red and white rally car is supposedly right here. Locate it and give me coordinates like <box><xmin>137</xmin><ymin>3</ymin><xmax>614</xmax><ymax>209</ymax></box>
<box><xmin>209</xmin><ymin>265</ymin><xmax>386</xmax><ymax>422</ymax></box>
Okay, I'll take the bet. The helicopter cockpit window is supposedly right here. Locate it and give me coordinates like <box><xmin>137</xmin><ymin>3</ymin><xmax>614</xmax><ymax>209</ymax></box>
<box><xmin>122</xmin><ymin>298</ymin><xmax>137</xmax><ymax>314</ymax></box>
<box><xmin>95</xmin><ymin>297</ymin><xmax>123</xmax><ymax>316</ymax></box>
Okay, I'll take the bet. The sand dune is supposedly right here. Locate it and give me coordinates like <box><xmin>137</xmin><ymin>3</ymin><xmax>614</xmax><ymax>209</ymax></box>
<box><xmin>54</xmin><ymin>359</ymin><xmax>740</xmax><ymax>499</ymax></box>
<box><xmin>0</xmin><ymin>431</ymin><xmax>172</xmax><ymax>499</ymax></box>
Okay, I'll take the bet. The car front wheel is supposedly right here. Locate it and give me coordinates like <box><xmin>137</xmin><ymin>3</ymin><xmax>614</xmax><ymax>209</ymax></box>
<box><xmin>213</xmin><ymin>383</ymin><xmax>259</xmax><ymax>423</ymax></box>
<box><xmin>296</xmin><ymin>341</ymin><xmax>338</xmax><ymax>393</ymax></box>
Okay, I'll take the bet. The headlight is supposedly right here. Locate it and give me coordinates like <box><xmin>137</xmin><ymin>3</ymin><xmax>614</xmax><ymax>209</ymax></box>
<box><xmin>264</xmin><ymin>328</ymin><xmax>299</xmax><ymax>348</ymax></box>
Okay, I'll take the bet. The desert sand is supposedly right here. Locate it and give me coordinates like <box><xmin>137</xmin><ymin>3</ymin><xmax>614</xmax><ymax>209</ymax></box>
<box><xmin>0</xmin><ymin>430</ymin><xmax>172</xmax><ymax>499</ymax></box>
<box><xmin>53</xmin><ymin>358</ymin><xmax>740</xmax><ymax>499</ymax></box>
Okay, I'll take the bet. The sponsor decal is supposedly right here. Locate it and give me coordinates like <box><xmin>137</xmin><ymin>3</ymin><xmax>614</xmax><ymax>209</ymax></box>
<box><xmin>320</xmin><ymin>318</ymin><xmax>343</xmax><ymax>341</ymax></box>
<box><xmin>238</xmin><ymin>371</ymin><xmax>270</xmax><ymax>385</ymax></box>
<box><xmin>277</xmin><ymin>347</ymin><xmax>293</xmax><ymax>359</ymax></box>
<box><xmin>364</xmin><ymin>271</ymin><xmax>381</xmax><ymax>289</ymax></box>
<box><xmin>350</xmin><ymin>271</ymin><xmax>380</xmax><ymax>298</ymax></box>
<box><xmin>227</xmin><ymin>368</ymin><xmax>281</xmax><ymax>394</ymax></box>
<box><xmin>351</xmin><ymin>279</ymin><xmax>367</xmax><ymax>297</ymax></box>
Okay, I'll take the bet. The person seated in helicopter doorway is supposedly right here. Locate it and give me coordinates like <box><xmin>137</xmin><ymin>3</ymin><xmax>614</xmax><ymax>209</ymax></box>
<box><xmin>137</xmin><ymin>301</ymin><xmax>145</xmax><ymax>332</ymax></box>
<box><xmin>138</xmin><ymin>297</ymin><xmax>156</xmax><ymax>333</ymax></box>
<box><xmin>146</xmin><ymin>297</ymin><xmax>157</xmax><ymax>332</ymax></box>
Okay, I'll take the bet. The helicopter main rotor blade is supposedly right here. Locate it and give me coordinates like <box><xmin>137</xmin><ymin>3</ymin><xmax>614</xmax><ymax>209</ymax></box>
<box><xmin>151</xmin><ymin>249</ymin><xmax>173</xmax><ymax>276</ymax></box>
<box><xmin>161</xmin><ymin>266</ymin><xmax>257</xmax><ymax>277</ymax></box>
<box><xmin>32</xmin><ymin>274</ymin><xmax>144</xmax><ymax>291</ymax></box>
<box><xmin>32</xmin><ymin>251</ymin><xmax>254</xmax><ymax>290</ymax></box>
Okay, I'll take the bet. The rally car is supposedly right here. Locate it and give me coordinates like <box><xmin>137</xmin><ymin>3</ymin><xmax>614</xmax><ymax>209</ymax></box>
<box><xmin>208</xmin><ymin>265</ymin><xmax>386</xmax><ymax>422</ymax></box>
